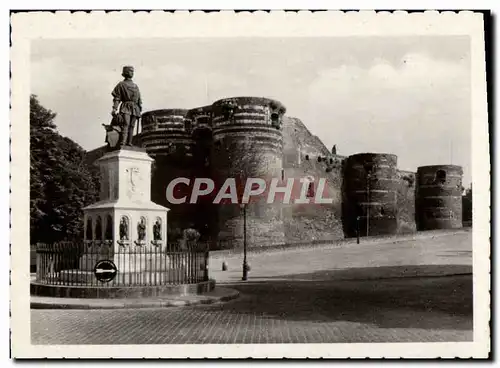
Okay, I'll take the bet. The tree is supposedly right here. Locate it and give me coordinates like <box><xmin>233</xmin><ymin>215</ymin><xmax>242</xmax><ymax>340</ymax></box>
<box><xmin>30</xmin><ymin>95</ymin><xmax>100</xmax><ymax>243</ymax></box>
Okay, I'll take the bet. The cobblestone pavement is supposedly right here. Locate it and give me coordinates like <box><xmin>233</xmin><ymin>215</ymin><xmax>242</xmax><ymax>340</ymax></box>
<box><xmin>31</xmin><ymin>232</ymin><xmax>473</xmax><ymax>344</ymax></box>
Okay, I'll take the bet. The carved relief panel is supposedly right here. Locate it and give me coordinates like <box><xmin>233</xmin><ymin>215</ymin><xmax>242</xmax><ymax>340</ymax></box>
<box><xmin>125</xmin><ymin>166</ymin><xmax>145</xmax><ymax>201</ymax></box>
<box><xmin>109</xmin><ymin>166</ymin><xmax>118</xmax><ymax>200</ymax></box>
<box><xmin>99</xmin><ymin>165</ymin><xmax>109</xmax><ymax>201</ymax></box>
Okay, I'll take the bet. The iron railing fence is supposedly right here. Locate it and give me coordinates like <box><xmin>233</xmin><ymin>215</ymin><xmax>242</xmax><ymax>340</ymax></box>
<box><xmin>34</xmin><ymin>241</ymin><xmax>209</xmax><ymax>287</ymax></box>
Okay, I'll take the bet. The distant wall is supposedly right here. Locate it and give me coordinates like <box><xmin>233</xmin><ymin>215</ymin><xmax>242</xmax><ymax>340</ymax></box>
<box><xmin>396</xmin><ymin>170</ymin><xmax>417</xmax><ymax>234</ymax></box>
<box><xmin>282</xmin><ymin>117</ymin><xmax>344</xmax><ymax>243</ymax></box>
<box><xmin>85</xmin><ymin>145</ymin><xmax>109</xmax><ymax>167</ymax></box>
<box><xmin>139</xmin><ymin>109</ymin><xmax>199</xmax><ymax>239</ymax></box>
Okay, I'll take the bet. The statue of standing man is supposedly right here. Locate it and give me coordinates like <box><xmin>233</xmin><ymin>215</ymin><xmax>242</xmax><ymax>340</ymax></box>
<box><xmin>111</xmin><ymin>66</ymin><xmax>142</xmax><ymax>147</ymax></box>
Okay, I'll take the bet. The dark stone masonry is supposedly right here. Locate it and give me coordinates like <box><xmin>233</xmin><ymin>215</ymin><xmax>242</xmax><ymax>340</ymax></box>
<box><xmin>342</xmin><ymin>153</ymin><xmax>399</xmax><ymax>238</ymax></box>
<box><xmin>416</xmin><ymin>165</ymin><xmax>463</xmax><ymax>230</ymax></box>
<box><xmin>86</xmin><ymin>96</ymin><xmax>464</xmax><ymax>249</ymax></box>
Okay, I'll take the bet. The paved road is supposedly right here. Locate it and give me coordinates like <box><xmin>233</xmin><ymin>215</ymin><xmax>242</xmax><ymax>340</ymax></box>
<box><xmin>31</xmin><ymin>231</ymin><xmax>473</xmax><ymax>345</ymax></box>
<box><xmin>209</xmin><ymin>230</ymin><xmax>472</xmax><ymax>282</ymax></box>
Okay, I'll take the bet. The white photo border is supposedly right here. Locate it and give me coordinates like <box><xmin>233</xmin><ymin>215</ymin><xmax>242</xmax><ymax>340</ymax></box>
<box><xmin>10</xmin><ymin>10</ymin><xmax>490</xmax><ymax>359</ymax></box>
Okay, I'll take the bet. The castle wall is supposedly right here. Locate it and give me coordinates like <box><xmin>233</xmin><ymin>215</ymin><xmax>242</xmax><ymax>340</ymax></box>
<box><xmin>85</xmin><ymin>96</ymin><xmax>460</xmax><ymax>248</ymax></box>
<box><xmin>342</xmin><ymin>153</ymin><xmax>399</xmax><ymax>237</ymax></box>
<box><xmin>139</xmin><ymin>109</ymin><xmax>197</xmax><ymax>240</ymax></box>
<box><xmin>281</xmin><ymin>117</ymin><xmax>344</xmax><ymax>243</ymax></box>
<box><xmin>210</xmin><ymin>97</ymin><xmax>286</xmax><ymax>248</ymax></box>
<box><xmin>85</xmin><ymin>145</ymin><xmax>109</xmax><ymax>167</ymax></box>
<box><xmin>396</xmin><ymin>170</ymin><xmax>417</xmax><ymax>234</ymax></box>
<box><xmin>186</xmin><ymin>105</ymin><xmax>218</xmax><ymax>240</ymax></box>
<box><xmin>416</xmin><ymin>165</ymin><xmax>463</xmax><ymax>230</ymax></box>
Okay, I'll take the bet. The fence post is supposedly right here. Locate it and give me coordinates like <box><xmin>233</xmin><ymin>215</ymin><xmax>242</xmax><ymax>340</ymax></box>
<box><xmin>204</xmin><ymin>242</ymin><xmax>209</xmax><ymax>282</ymax></box>
<box><xmin>35</xmin><ymin>243</ymin><xmax>40</xmax><ymax>282</ymax></box>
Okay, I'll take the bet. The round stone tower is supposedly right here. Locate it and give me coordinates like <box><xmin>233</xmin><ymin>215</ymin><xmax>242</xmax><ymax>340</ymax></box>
<box><xmin>185</xmin><ymin>105</ymin><xmax>217</xmax><ymax>241</ymax></box>
<box><xmin>342</xmin><ymin>153</ymin><xmax>399</xmax><ymax>237</ymax></box>
<box><xmin>416</xmin><ymin>165</ymin><xmax>463</xmax><ymax>230</ymax></box>
<box><xmin>210</xmin><ymin>96</ymin><xmax>286</xmax><ymax>248</ymax></box>
<box><xmin>186</xmin><ymin>105</ymin><xmax>214</xmax><ymax>168</ymax></box>
<box><xmin>140</xmin><ymin>109</ymin><xmax>197</xmax><ymax>240</ymax></box>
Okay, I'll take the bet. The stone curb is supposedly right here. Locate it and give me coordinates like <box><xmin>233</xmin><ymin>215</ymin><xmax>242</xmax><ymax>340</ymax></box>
<box><xmin>218</xmin><ymin>269</ymin><xmax>473</xmax><ymax>286</ymax></box>
<box><xmin>31</xmin><ymin>287</ymin><xmax>240</xmax><ymax>310</ymax></box>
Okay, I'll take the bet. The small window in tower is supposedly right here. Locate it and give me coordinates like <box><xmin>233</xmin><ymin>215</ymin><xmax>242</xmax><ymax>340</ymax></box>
<box><xmin>329</xmin><ymin>158</ymin><xmax>333</xmax><ymax>164</ymax></box>
<box><xmin>317</xmin><ymin>156</ymin><xmax>322</xmax><ymax>163</ymax></box>
<box><xmin>364</xmin><ymin>163</ymin><xmax>374</xmax><ymax>174</ymax></box>
<box><xmin>435</xmin><ymin>169</ymin><xmax>447</xmax><ymax>184</ymax></box>
<box><xmin>305</xmin><ymin>155</ymin><xmax>309</xmax><ymax>161</ymax></box>
<box><xmin>281</xmin><ymin>169</ymin><xmax>285</xmax><ymax>181</ymax></box>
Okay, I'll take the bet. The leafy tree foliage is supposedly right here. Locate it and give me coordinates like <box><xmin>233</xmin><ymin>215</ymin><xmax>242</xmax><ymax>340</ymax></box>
<box><xmin>30</xmin><ymin>95</ymin><xmax>99</xmax><ymax>243</ymax></box>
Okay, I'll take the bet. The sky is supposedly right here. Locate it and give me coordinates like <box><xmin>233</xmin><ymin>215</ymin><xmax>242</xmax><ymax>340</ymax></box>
<box><xmin>31</xmin><ymin>37</ymin><xmax>472</xmax><ymax>186</ymax></box>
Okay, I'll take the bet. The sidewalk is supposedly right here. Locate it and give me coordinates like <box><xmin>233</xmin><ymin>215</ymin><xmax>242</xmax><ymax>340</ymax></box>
<box><xmin>209</xmin><ymin>228</ymin><xmax>471</xmax><ymax>260</ymax></box>
<box><xmin>210</xmin><ymin>230</ymin><xmax>472</xmax><ymax>284</ymax></box>
<box><xmin>31</xmin><ymin>286</ymin><xmax>239</xmax><ymax>310</ymax></box>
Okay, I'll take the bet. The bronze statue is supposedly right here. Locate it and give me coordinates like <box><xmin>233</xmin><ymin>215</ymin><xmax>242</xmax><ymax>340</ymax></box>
<box><xmin>153</xmin><ymin>219</ymin><xmax>162</xmax><ymax>241</ymax></box>
<box><xmin>102</xmin><ymin>115</ymin><xmax>123</xmax><ymax>150</ymax></box>
<box><xmin>137</xmin><ymin>217</ymin><xmax>146</xmax><ymax>242</ymax></box>
<box><xmin>119</xmin><ymin>217</ymin><xmax>129</xmax><ymax>240</ymax></box>
<box><xmin>108</xmin><ymin>66</ymin><xmax>142</xmax><ymax>148</ymax></box>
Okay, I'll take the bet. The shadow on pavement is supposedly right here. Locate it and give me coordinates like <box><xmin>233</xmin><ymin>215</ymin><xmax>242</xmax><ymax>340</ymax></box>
<box><xmin>205</xmin><ymin>265</ymin><xmax>473</xmax><ymax>331</ymax></box>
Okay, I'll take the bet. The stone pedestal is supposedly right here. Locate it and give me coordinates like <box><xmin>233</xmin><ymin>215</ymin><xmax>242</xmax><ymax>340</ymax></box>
<box><xmin>82</xmin><ymin>148</ymin><xmax>170</xmax><ymax>272</ymax></box>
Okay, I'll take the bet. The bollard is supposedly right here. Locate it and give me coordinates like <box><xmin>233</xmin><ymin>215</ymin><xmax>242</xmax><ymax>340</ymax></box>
<box><xmin>356</xmin><ymin>216</ymin><xmax>360</xmax><ymax>244</ymax></box>
<box><xmin>222</xmin><ymin>261</ymin><xmax>228</xmax><ymax>271</ymax></box>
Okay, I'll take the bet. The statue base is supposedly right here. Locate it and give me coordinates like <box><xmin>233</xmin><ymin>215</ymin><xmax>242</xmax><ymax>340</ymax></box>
<box><xmin>82</xmin><ymin>148</ymin><xmax>169</xmax><ymax>274</ymax></box>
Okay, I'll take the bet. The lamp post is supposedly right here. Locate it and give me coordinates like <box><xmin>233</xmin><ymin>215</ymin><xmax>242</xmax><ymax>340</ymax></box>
<box><xmin>364</xmin><ymin>163</ymin><xmax>373</xmax><ymax>238</ymax></box>
<box><xmin>366</xmin><ymin>172</ymin><xmax>371</xmax><ymax>237</ymax></box>
<box><xmin>240</xmin><ymin>202</ymin><xmax>248</xmax><ymax>281</ymax></box>
<box><xmin>239</xmin><ymin>170</ymin><xmax>248</xmax><ymax>281</ymax></box>
<box><xmin>356</xmin><ymin>216</ymin><xmax>361</xmax><ymax>244</ymax></box>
